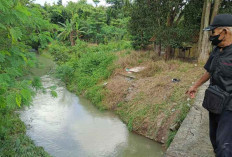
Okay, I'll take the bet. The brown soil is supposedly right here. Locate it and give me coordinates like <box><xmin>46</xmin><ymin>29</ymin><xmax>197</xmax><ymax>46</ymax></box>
<box><xmin>102</xmin><ymin>50</ymin><xmax>205</xmax><ymax>149</ymax></box>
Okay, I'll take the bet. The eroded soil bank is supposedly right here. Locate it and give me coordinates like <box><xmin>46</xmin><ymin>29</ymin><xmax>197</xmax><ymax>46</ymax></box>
<box><xmin>20</xmin><ymin>75</ymin><xmax>164</xmax><ymax>157</ymax></box>
<box><xmin>71</xmin><ymin>50</ymin><xmax>206</xmax><ymax>148</ymax></box>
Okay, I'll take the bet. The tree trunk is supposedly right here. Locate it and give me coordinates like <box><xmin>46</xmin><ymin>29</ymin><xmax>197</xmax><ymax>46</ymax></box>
<box><xmin>158</xmin><ymin>42</ymin><xmax>161</xmax><ymax>56</ymax></box>
<box><xmin>197</xmin><ymin>0</ymin><xmax>206</xmax><ymax>58</ymax></box>
<box><xmin>198</xmin><ymin>0</ymin><xmax>221</xmax><ymax>63</ymax></box>
<box><xmin>165</xmin><ymin>12</ymin><xmax>175</xmax><ymax>61</ymax></box>
<box><xmin>153</xmin><ymin>42</ymin><xmax>156</xmax><ymax>53</ymax></box>
<box><xmin>141</xmin><ymin>31</ymin><xmax>144</xmax><ymax>49</ymax></box>
<box><xmin>165</xmin><ymin>46</ymin><xmax>172</xmax><ymax>61</ymax></box>
<box><xmin>155</xmin><ymin>42</ymin><xmax>161</xmax><ymax>56</ymax></box>
<box><xmin>210</xmin><ymin>0</ymin><xmax>222</xmax><ymax>23</ymax></box>
<box><xmin>70</xmin><ymin>31</ymin><xmax>75</xmax><ymax>46</ymax></box>
<box><xmin>198</xmin><ymin>0</ymin><xmax>211</xmax><ymax>63</ymax></box>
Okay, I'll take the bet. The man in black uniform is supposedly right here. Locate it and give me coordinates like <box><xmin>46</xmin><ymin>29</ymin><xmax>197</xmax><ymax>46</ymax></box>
<box><xmin>186</xmin><ymin>14</ymin><xmax>232</xmax><ymax>157</ymax></box>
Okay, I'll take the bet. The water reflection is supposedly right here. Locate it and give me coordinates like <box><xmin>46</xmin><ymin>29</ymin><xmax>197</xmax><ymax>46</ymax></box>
<box><xmin>20</xmin><ymin>75</ymin><xmax>163</xmax><ymax>157</ymax></box>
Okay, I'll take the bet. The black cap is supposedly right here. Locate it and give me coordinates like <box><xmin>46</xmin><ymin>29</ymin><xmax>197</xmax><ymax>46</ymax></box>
<box><xmin>203</xmin><ymin>14</ymin><xmax>232</xmax><ymax>31</ymax></box>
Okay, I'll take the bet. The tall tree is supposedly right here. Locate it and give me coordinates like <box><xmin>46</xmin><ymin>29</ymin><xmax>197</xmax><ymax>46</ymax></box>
<box><xmin>198</xmin><ymin>0</ymin><xmax>222</xmax><ymax>63</ymax></box>
<box><xmin>129</xmin><ymin>0</ymin><xmax>202</xmax><ymax>60</ymax></box>
<box><xmin>198</xmin><ymin>0</ymin><xmax>211</xmax><ymax>63</ymax></box>
<box><xmin>0</xmin><ymin>0</ymin><xmax>51</xmax><ymax>109</ymax></box>
<box><xmin>211</xmin><ymin>0</ymin><xmax>222</xmax><ymax>22</ymax></box>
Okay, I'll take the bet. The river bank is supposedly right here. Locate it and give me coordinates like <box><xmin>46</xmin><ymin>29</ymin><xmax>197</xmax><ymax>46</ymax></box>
<box><xmin>166</xmin><ymin>81</ymin><xmax>215</xmax><ymax>156</ymax></box>
<box><xmin>3</xmin><ymin>49</ymin><xmax>205</xmax><ymax>156</ymax></box>
<box><xmin>0</xmin><ymin>108</ymin><xmax>50</xmax><ymax>156</ymax></box>
<box><xmin>20</xmin><ymin>74</ymin><xmax>164</xmax><ymax>156</ymax></box>
<box><xmin>0</xmin><ymin>54</ymin><xmax>53</xmax><ymax>156</ymax></box>
<box><xmin>90</xmin><ymin>50</ymin><xmax>205</xmax><ymax>148</ymax></box>
<box><xmin>47</xmin><ymin>41</ymin><xmax>205</xmax><ymax>149</ymax></box>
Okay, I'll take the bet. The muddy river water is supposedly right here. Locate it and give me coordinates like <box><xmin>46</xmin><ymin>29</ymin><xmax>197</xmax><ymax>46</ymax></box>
<box><xmin>20</xmin><ymin>75</ymin><xmax>164</xmax><ymax>157</ymax></box>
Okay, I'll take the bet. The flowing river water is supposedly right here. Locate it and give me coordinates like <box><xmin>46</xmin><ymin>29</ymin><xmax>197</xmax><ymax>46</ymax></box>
<box><xmin>20</xmin><ymin>75</ymin><xmax>164</xmax><ymax>157</ymax></box>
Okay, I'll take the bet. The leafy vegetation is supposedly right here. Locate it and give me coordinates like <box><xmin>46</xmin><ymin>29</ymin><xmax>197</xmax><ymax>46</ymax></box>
<box><xmin>48</xmin><ymin>40</ymin><xmax>131</xmax><ymax>109</ymax></box>
<box><xmin>128</xmin><ymin>0</ymin><xmax>203</xmax><ymax>50</ymax></box>
<box><xmin>0</xmin><ymin>108</ymin><xmax>50</xmax><ymax>156</ymax></box>
<box><xmin>2</xmin><ymin>0</ymin><xmax>232</xmax><ymax>154</ymax></box>
<box><xmin>0</xmin><ymin>0</ymin><xmax>54</xmax><ymax>155</ymax></box>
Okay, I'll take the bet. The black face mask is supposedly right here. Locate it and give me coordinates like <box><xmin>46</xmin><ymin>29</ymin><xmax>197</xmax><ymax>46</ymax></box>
<box><xmin>209</xmin><ymin>31</ymin><xmax>225</xmax><ymax>46</ymax></box>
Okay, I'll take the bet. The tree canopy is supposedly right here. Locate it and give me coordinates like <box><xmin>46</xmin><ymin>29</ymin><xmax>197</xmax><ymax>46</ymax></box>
<box><xmin>1</xmin><ymin>0</ymin><xmax>232</xmax><ymax>110</ymax></box>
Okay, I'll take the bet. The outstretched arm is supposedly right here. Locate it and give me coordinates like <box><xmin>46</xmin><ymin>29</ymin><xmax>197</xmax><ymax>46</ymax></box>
<box><xmin>185</xmin><ymin>71</ymin><xmax>210</xmax><ymax>98</ymax></box>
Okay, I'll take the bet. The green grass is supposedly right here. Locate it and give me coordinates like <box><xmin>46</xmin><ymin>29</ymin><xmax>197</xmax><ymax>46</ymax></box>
<box><xmin>0</xmin><ymin>108</ymin><xmax>50</xmax><ymax>156</ymax></box>
<box><xmin>164</xmin><ymin>85</ymin><xmax>193</xmax><ymax>147</ymax></box>
<box><xmin>47</xmin><ymin>40</ymin><xmax>203</xmax><ymax>148</ymax></box>
<box><xmin>127</xmin><ymin>117</ymin><xmax>134</xmax><ymax>131</ymax></box>
<box><xmin>0</xmin><ymin>53</ymin><xmax>54</xmax><ymax>156</ymax></box>
<box><xmin>49</xmin><ymin>40</ymin><xmax>132</xmax><ymax>109</ymax></box>
<box><xmin>166</xmin><ymin>130</ymin><xmax>178</xmax><ymax>148</ymax></box>
<box><xmin>85</xmin><ymin>85</ymin><xmax>106</xmax><ymax>110</ymax></box>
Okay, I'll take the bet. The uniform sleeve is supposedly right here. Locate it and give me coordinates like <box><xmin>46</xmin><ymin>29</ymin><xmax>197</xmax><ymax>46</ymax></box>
<box><xmin>204</xmin><ymin>48</ymin><xmax>217</xmax><ymax>72</ymax></box>
<box><xmin>204</xmin><ymin>54</ymin><xmax>213</xmax><ymax>72</ymax></box>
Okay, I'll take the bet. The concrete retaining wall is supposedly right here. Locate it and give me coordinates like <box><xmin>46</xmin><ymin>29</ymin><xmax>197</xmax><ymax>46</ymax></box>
<box><xmin>165</xmin><ymin>81</ymin><xmax>215</xmax><ymax>157</ymax></box>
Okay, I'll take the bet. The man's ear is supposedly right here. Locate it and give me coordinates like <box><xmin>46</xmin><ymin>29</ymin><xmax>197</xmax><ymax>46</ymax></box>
<box><xmin>224</xmin><ymin>27</ymin><xmax>229</xmax><ymax>34</ymax></box>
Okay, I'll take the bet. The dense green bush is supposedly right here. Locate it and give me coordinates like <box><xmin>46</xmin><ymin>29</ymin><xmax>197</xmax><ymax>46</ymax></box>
<box><xmin>85</xmin><ymin>85</ymin><xmax>105</xmax><ymax>109</ymax></box>
<box><xmin>0</xmin><ymin>108</ymin><xmax>50</xmax><ymax>156</ymax></box>
<box><xmin>47</xmin><ymin>41</ymin><xmax>71</xmax><ymax>65</ymax></box>
<box><xmin>48</xmin><ymin>40</ymin><xmax>131</xmax><ymax>107</ymax></box>
<box><xmin>56</xmin><ymin>64</ymin><xmax>74</xmax><ymax>83</ymax></box>
<box><xmin>0</xmin><ymin>0</ymin><xmax>52</xmax><ymax>155</ymax></box>
<box><xmin>94</xmin><ymin>40</ymin><xmax>131</xmax><ymax>52</ymax></box>
<box><xmin>74</xmin><ymin>50</ymin><xmax>115</xmax><ymax>92</ymax></box>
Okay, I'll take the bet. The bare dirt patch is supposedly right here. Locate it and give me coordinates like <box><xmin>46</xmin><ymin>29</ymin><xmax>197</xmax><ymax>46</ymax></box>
<box><xmin>103</xmin><ymin>75</ymin><xmax>131</xmax><ymax>110</ymax></box>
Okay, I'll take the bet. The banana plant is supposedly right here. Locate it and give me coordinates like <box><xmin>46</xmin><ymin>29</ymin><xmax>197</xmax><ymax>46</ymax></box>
<box><xmin>58</xmin><ymin>14</ymin><xmax>86</xmax><ymax>46</ymax></box>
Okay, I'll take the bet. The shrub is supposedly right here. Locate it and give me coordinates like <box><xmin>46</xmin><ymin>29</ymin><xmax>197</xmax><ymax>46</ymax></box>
<box><xmin>51</xmin><ymin>40</ymin><xmax>131</xmax><ymax>107</ymax></box>
<box><xmin>56</xmin><ymin>64</ymin><xmax>74</xmax><ymax>84</ymax></box>
<box><xmin>47</xmin><ymin>41</ymin><xmax>71</xmax><ymax>65</ymax></box>
<box><xmin>74</xmin><ymin>50</ymin><xmax>115</xmax><ymax>92</ymax></box>
<box><xmin>85</xmin><ymin>85</ymin><xmax>106</xmax><ymax>109</ymax></box>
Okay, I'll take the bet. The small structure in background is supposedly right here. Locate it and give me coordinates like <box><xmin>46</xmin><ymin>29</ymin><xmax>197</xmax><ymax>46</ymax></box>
<box><xmin>149</xmin><ymin>35</ymin><xmax>198</xmax><ymax>60</ymax></box>
<box><xmin>178</xmin><ymin>46</ymin><xmax>192</xmax><ymax>59</ymax></box>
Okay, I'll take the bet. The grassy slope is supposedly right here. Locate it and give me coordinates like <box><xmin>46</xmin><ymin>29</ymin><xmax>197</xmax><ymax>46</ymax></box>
<box><xmin>47</xmin><ymin>41</ymin><xmax>205</xmax><ymax>149</ymax></box>
<box><xmin>0</xmin><ymin>109</ymin><xmax>50</xmax><ymax>156</ymax></box>
<box><xmin>98</xmin><ymin>50</ymin><xmax>205</xmax><ymax>148</ymax></box>
<box><xmin>0</xmin><ymin>54</ymin><xmax>54</xmax><ymax>157</ymax></box>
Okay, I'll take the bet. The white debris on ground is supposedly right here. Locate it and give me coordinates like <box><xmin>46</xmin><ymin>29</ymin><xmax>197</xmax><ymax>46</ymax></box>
<box><xmin>125</xmin><ymin>66</ymin><xmax>146</xmax><ymax>73</ymax></box>
<box><xmin>103</xmin><ymin>82</ymin><xmax>108</xmax><ymax>86</ymax></box>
